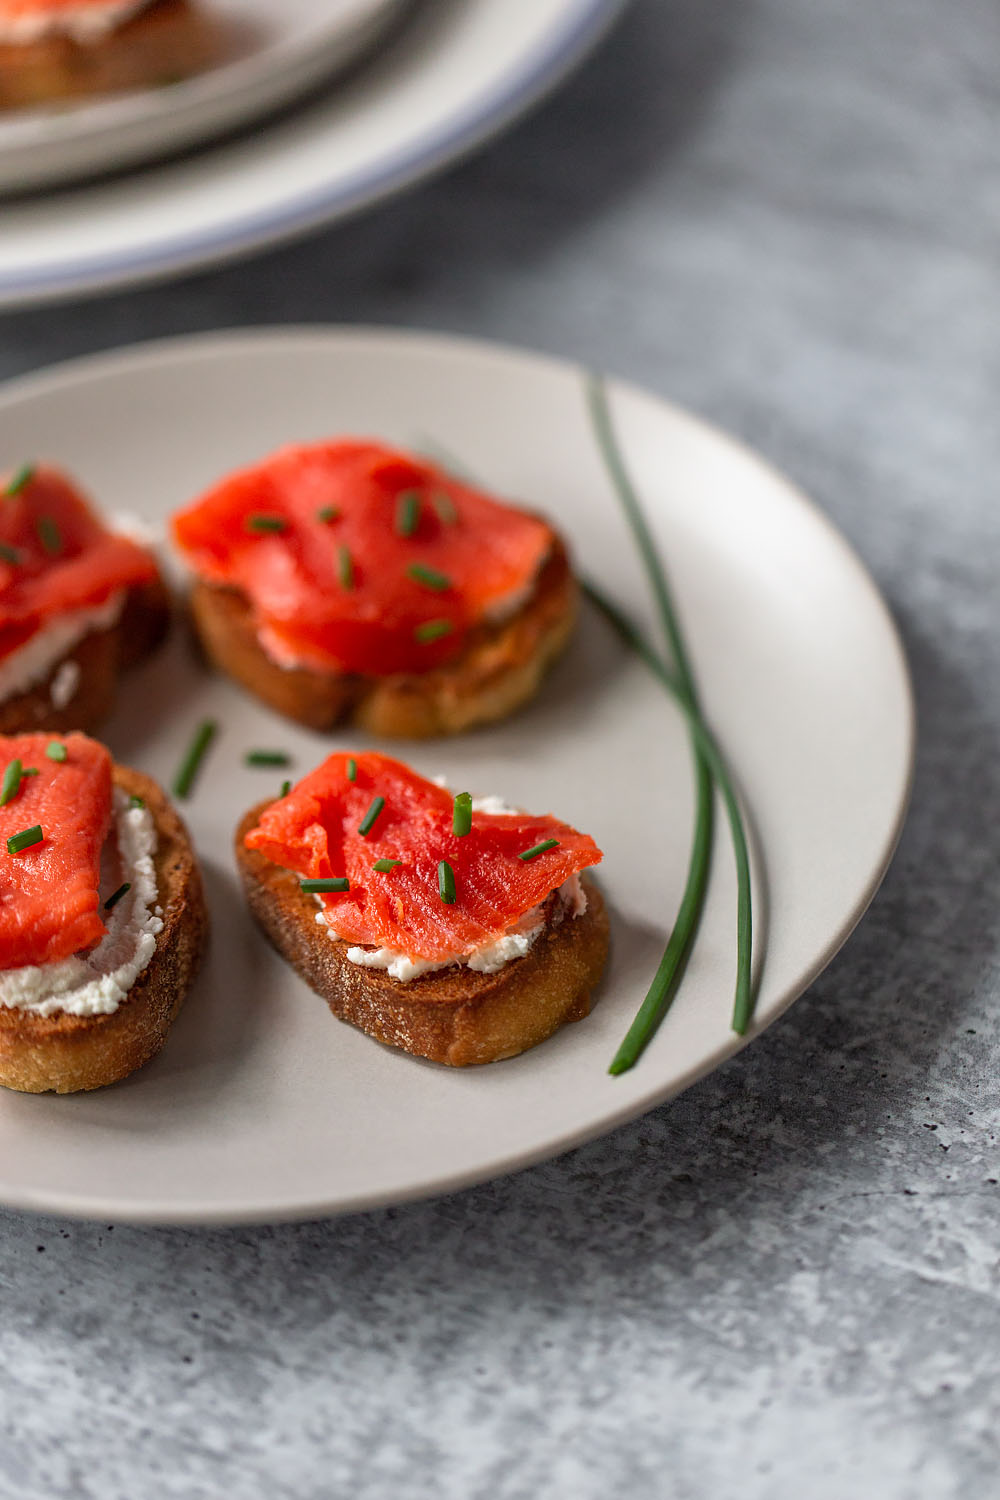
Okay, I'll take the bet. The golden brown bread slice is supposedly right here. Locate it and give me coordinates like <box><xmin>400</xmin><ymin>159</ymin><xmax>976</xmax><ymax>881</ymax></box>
<box><xmin>0</xmin><ymin>764</ymin><xmax>207</xmax><ymax>1094</ymax></box>
<box><xmin>190</xmin><ymin>539</ymin><xmax>578</xmax><ymax>737</ymax></box>
<box><xmin>0</xmin><ymin>0</ymin><xmax>220</xmax><ymax>110</ymax></box>
<box><xmin>236</xmin><ymin>801</ymin><xmax>609</xmax><ymax>1067</ymax></box>
<box><xmin>0</xmin><ymin>573</ymin><xmax>170</xmax><ymax>737</ymax></box>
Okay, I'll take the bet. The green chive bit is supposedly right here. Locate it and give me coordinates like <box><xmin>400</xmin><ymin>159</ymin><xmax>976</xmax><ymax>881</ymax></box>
<box><xmin>338</xmin><ymin>545</ymin><xmax>354</xmax><ymax>589</ymax></box>
<box><xmin>407</xmin><ymin>563</ymin><xmax>452</xmax><ymax>593</ymax></box>
<box><xmin>129</xmin><ymin>795</ymin><xmax>145</xmax><ymax>809</ymax></box>
<box><xmin>0</xmin><ymin>543</ymin><xmax>20</xmax><ymax>565</ymax></box>
<box><xmin>438</xmin><ymin>860</ymin><xmax>457</xmax><ymax>905</ymax></box>
<box><xmin>373</xmin><ymin>858</ymin><xmax>402</xmax><ymax>873</ymax></box>
<box><xmin>346</xmin><ymin>757</ymin><xmax>357</xmax><ymax>782</ymax></box>
<box><xmin>414</xmin><ymin>619</ymin><xmax>454</xmax><ymax>644</ymax></box>
<box><xmin>358</xmin><ymin>795</ymin><xmax>385</xmax><ymax>838</ymax></box>
<box><xmin>280</xmin><ymin>780</ymin><xmax>291</xmax><ymax>799</ymax></box>
<box><xmin>7</xmin><ymin>824</ymin><xmax>42</xmax><ymax>855</ymax></box>
<box><xmin>245</xmin><ymin>513</ymin><xmax>287</xmax><ymax>534</ymax></box>
<box><xmin>173</xmin><ymin>719</ymin><xmax>217</xmax><ymax>799</ymax></box>
<box><xmin>104</xmin><ymin>882</ymin><xmax>131</xmax><ymax>912</ymax></box>
<box><xmin>452</xmin><ymin>792</ymin><xmax>472</xmax><ymax>837</ymax></box>
<box><xmin>0</xmin><ymin>759</ymin><xmax>23</xmax><ymax>807</ymax></box>
<box><xmin>432</xmin><ymin>492</ymin><xmax>458</xmax><ymax>525</ymax></box>
<box><xmin>4</xmin><ymin>463</ymin><xmax>35</xmax><ymax>497</ymax></box>
<box><xmin>518</xmin><ymin>838</ymin><xmax>560</xmax><ymax>862</ymax></box>
<box><xmin>395</xmin><ymin>490</ymin><xmax>421</xmax><ymax>537</ymax></box>
<box><xmin>21</xmin><ymin>768</ymin><xmax>38</xmax><ymax>777</ymax></box>
<box><xmin>244</xmin><ymin>750</ymin><xmax>291</xmax><ymax>768</ymax></box>
<box><xmin>45</xmin><ymin>741</ymin><xmax>67</xmax><ymax>762</ymax></box>
<box><xmin>36</xmin><ymin>516</ymin><xmax>61</xmax><ymax>555</ymax></box>
<box><xmin>300</xmin><ymin>877</ymin><xmax>350</xmax><ymax>894</ymax></box>
<box><xmin>317</xmin><ymin>505</ymin><xmax>340</xmax><ymax>524</ymax></box>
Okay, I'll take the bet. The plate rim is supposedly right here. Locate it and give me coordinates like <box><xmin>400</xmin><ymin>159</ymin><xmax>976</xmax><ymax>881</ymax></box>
<box><xmin>0</xmin><ymin>325</ymin><xmax>916</xmax><ymax>1225</ymax></box>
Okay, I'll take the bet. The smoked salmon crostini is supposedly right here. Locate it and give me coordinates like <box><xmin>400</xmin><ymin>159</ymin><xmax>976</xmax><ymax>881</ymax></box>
<box><xmin>171</xmin><ymin>441</ymin><xmax>578</xmax><ymax>737</ymax></box>
<box><xmin>0</xmin><ymin>463</ymin><xmax>169</xmax><ymax>736</ymax></box>
<box><xmin>236</xmin><ymin>752</ymin><xmax>609</xmax><ymax>1067</ymax></box>
<box><xmin>0</xmin><ymin>732</ymin><xmax>206</xmax><ymax>1093</ymax></box>
<box><xmin>0</xmin><ymin>0</ymin><xmax>220</xmax><ymax>110</ymax></box>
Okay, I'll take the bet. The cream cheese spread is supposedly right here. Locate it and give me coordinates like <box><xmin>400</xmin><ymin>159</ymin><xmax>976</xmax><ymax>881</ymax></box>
<box><xmin>0</xmin><ymin>591</ymin><xmax>124</xmax><ymax>706</ymax></box>
<box><xmin>0</xmin><ymin>788</ymin><xmax>163</xmax><ymax>1019</ymax></box>
<box><xmin>0</xmin><ymin>0</ymin><xmax>150</xmax><ymax>46</ymax></box>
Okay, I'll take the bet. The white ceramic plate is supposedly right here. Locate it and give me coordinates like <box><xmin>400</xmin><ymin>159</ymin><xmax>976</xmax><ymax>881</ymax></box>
<box><xmin>0</xmin><ymin>0</ymin><xmax>412</xmax><ymax>195</ymax></box>
<box><xmin>0</xmin><ymin>0</ymin><xmax>629</xmax><ymax>306</ymax></box>
<box><xmin>0</xmin><ymin>328</ymin><xmax>914</xmax><ymax>1225</ymax></box>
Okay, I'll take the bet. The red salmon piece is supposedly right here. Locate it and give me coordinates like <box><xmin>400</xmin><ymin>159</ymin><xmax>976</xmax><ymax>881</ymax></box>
<box><xmin>245</xmin><ymin>751</ymin><xmax>603</xmax><ymax>963</ymax></box>
<box><xmin>0</xmin><ymin>731</ymin><xmax>112</xmax><ymax>970</ymax></box>
<box><xmin>171</xmin><ymin>441</ymin><xmax>555</xmax><ymax>677</ymax></box>
<box><xmin>0</xmin><ymin>465</ymin><xmax>158</xmax><ymax>664</ymax></box>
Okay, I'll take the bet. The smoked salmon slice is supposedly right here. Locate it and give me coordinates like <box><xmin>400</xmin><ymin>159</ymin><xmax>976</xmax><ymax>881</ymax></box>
<box><xmin>171</xmin><ymin>441</ymin><xmax>555</xmax><ymax>677</ymax></box>
<box><xmin>245</xmin><ymin>752</ymin><xmax>603</xmax><ymax>963</ymax></box>
<box><xmin>0</xmin><ymin>732</ymin><xmax>112</xmax><ymax>970</ymax></box>
<box><xmin>0</xmin><ymin>465</ymin><xmax>158</xmax><ymax>664</ymax></box>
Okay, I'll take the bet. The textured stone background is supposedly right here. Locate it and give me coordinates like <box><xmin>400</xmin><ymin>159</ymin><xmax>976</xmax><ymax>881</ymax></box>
<box><xmin>1</xmin><ymin>0</ymin><xmax>998</xmax><ymax>1495</ymax></box>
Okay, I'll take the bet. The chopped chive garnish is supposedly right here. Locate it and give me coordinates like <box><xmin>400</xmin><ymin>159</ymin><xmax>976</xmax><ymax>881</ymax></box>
<box><xmin>5</xmin><ymin>463</ymin><xmax>35</xmax><ymax>497</ymax></box>
<box><xmin>1</xmin><ymin>759</ymin><xmax>23</xmax><ymax>806</ymax></box>
<box><xmin>7</xmin><ymin>824</ymin><xmax>42</xmax><ymax>855</ymax></box>
<box><xmin>0</xmin><ymin>543</ymin><xmax>20</xmax><ymax>565</ymax></box>
<box><xmin>21</xmin><ymin>767</ymin><xmax>38</xmax><ymax>777</ymax></box>
<box><xmin>518</xmin><ymin>838</ymin><xmax>560</xmax><ymax>862</ymax></box>
<box><xmin>317</xmin><ymin>505</ymin><xmax>340</xmax><ymax>523</ymax></box>
<box><xmin>452</xmin><ymin>792</ymin><xmax>472</xmax><ymax>837</ymax></box>
<box><xmin>395</xmin><ymin>490</ymin><xmax>421</xmax><ymax>536</ymax></box>
<box><xmin>45</xmin><ymin>741</ymin><xmax>66</xmax><ymax>762</ymax></box>
<box><xmin>358</xmin><ymin>794</ymin><xmax>385</xmax><ymax>838</ymax></box>
<box><xmin>346</xmin><ymin>757</ymin><xmax>357</xmax><ymax>782</ymax></box>
<box><xmin>173</xmin><ymin>719</ymin><xmax>217</xmax><ymax>799</ymax></box>
<box><xmin>372</xmin><ymin>858</ymin><xmax>401</xmax><ymax>873</ymax></box>
<box><xmin>432</xmin><ymin>491</ymin><xmax>457</xmax><ymax>525</ymax></box>
<box><xmin>129</xmin><ymin>795</ymin><xmax>145</xmax><ymax>809</ymax></box>
<box><xmin>245</xmin><ymin>750</ymin><xmax>290</xmax><ymax>767</ymax></box>
<box><xmin>338</xmin><ymin>544</ymin><xmax>354</xmax><ymax>589</ymax></box>
<box><xmin>36</xmin><ymin>516</ymin><xmax>61</xmax><ymax>554</ymax></box>
<box><xmin>407</xmin><ymin>563</ymin><xmax>452</xmax><ymax>592</ymax></box>
<box><xmin>245</xmin><ymin>513</ymin><xmax>287</xmax><ymax>534</ymax></box>
<box><xmin>280</xmin><ymin>780</ymin><xmax>291</xmax><ymax>798</ymax></box>
<box><xmin>300</xmin><ymin>877</ymin><xmax>350</xmax><ymax>894</ymax></box>
<box><xmin>438</xmin><ymin>860</ymin><xmax>457</xmax><ymax>904</ymax></box>
<box><xmin>414</xmin><ymin>619</ymin><xmax>454</xmax><ymax>644</ymax></box>
<box><xmin>104</xmin><ymin>882</ymin><xmax>131</xmax><ymax>912</ymax></box>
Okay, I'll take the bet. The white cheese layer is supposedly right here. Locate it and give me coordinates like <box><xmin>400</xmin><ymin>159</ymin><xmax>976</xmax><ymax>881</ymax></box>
<box><xmin>0</xmin><ymin>789</ymin><xmax>163</xmax><ymax>1019</ymax></box>
<box><xmin>0</xmin><ymin>0</ymin><xmax>150</xmax><ymax>46</ymax></box>
<box><xmin>0</xmin><ymin>591</ymin><xmax>124</xmax><ymax>706</ymax></box>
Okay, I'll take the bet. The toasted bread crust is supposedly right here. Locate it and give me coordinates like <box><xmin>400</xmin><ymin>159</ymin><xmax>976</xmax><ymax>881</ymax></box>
<box><xmin>235</xmin><ymin>801</ymin><xmax>609</xmax><ymax>1066</ymax></box>
<box><xmin>0</xmin><ymin>572</ymin><xmax>169</xmax><ymax>737</ymax></box>
<box><xmin>0</xmin><ymin>765</ymin><xmax>207</xmax><ymax>1094</ymax></box>
<box><xmin>0</xmin><ymin>0</ymin><xmax>220</xmax><ymax>110</ymax></box>
<box><xmin>189</xmin><ymin>538</ymin><xmax>577</xmax><ymax>737</ymax></box>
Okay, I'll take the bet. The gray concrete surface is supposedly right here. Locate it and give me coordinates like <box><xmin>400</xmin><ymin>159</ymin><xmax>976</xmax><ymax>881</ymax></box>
<box><xmin>1</xmin><ymin>0</ymin><xmax>999</xmax><ymax>1495</ymax></box>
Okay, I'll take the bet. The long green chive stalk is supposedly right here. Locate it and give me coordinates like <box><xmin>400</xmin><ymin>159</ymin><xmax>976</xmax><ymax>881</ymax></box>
<box><xmin>586</xmin><ymin>373</ymin><xmax>754</xmax><ymax>1055</ymax></box>
<box><xmin>173</xmin><ymin>719</ymin><xmax>217</xmax><ymax>800</ymax></box>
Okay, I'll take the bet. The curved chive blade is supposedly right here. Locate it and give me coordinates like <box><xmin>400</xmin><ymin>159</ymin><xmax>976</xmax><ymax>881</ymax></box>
<box><xmin>245</xmin><ymin>750</ymin><xmax>290</xmax><ymax>767</ymax></box>
<box><xmin>432</xmin><ymin>492</ymin><xmax>457</xmax><ymax>525</ymax></box>
<box><xmin>7</xmin><ymin>824</ymin><xmax>42</xmax><ymax>855</ymax></box>
<box><xmin>104</xmin><ymin>882</ymin><xmax>131</xmax><ymax>912</ymax></box>
<box><xmin>0</xmin><ymin>544</ymin><xmax>20</xmax><ymax>565</ymax></box>
<box><xmin>373</xmin><ymin>858</ymin><xmax>401</xmax><ymax>873</ymax></box>
<box><xmin>346</xmin><ymin>757</ymin><xmax>357</xmax><ymax>782</ymax></box>
<box><xmin>338</xmin><ymin>545</ymin><xmax>354</xmax><ymax>589</ymax></box>
<box><xmin>5</xmin><ymin>463</ymin><xmax>35</xmax><ymax>497</ymax></box>
<box><xmin>395</xmin><ymin>490</ymin><xmax>421</xmax><ymax>536</ymax></box>
<box><xmin>407</xmin><ymin>563</ymin><xmax>452</xmax><ymax>592</ymax></box>
<box><xmin>245</xmin><ymin>514</ymin><xmax>287</xmax><ymax>534</ymax></box>
<box><xmin>414</xmin><ymin>619</ymin><xmax>453</xmax><ymax>644</ymax></box>
<box><xmin>301</xmin><ymin>877</ymin><xmax>350</xmax><ymax>894</ymax></box>
<box><xmin>36</xmin><ymin>516</ymin><xmax>61</xmax><ymax>555</ymax></box>
<box><xmin>518</xmin><ymin>838</ymin><xmax>560</xmax><ymax>862</ymax></box>
<box><xmin>45</xmin><ymin>741</ymin><xmax>67</xmax><ymax>762</ymax></box>
<box><xmin>1</xmin><ymin>759</ymin><xmax>23</xmax><ymax>806</ymax></box>
<box><xmin>452</xmin><ymin>792</ymin><xmax>472</xmax><ymax>837</ymax></box>
<box><xmin>173</xmin><ymin>719</ymin><xmax>217</xmax><ymax>799</ymax></box>
<box><xmin>129</xmin><ymin>795</ymin><xmax>145</xmax><ymax>809</ymax></box>
<box><xmin>358</xmin><ymin>795</ymin><xmax>385</xmax><ymax>838</ymax></box>
<box><xmin>279</xmin><ymin>780</ymin><xmax>291</xmax><ymax>799</ymax></box>
<box><xmin>317</xmin><ymin>505</ymin><xmax>340</xmax><ymax>523</ymax></box>
<box><xmin>438</xmin><ymin>860</ymin><xmax>456</xmax><ymax>904</ymax></box>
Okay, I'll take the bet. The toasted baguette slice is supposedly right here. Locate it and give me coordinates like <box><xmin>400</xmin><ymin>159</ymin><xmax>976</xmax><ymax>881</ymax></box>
<box><xmin>236</xmin><ymin>801</ymin><xmax>609</xmax><ymax>1067</ymax></box>
<box><xmin>0</xmin><ymin>0</ymin><xmax>219</xmax><ymax>110</ymax></box>
<box><xmin>0</xmin><ymin>573</ymin><xmax>170</xmax><ymax>737</ymax></box>
<box><xmin>0</xmin><ymin>765</ymin><xmax>207</xmax><ymax>1094</ymax></box>
<box><xmin>190</xmin><ymin>539</ymin><xmax>577</xmax><ymax>737</ymax></box>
